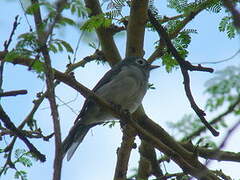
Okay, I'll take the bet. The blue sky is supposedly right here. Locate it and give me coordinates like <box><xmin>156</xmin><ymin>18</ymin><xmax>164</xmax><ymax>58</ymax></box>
<box><xmin>0</xmin><ymin>0</ymin><xmax>240</xmax><ymax>180</ymax></box>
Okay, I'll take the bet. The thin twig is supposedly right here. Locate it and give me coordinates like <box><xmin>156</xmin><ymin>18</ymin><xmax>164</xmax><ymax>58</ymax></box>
<box><xmin>4</xmin><ymin>15</ymin><xmax>20</xmax><ymax>51</ymax></box>
<box><xmin>66</xmin><ymin>49</ymin><xmax>105</xmax><ymax>73</ymax></box>
<box><xmin>1</xmin><ymin>16</ymin><xmax>20</xmax><ymax>93</ymax></box>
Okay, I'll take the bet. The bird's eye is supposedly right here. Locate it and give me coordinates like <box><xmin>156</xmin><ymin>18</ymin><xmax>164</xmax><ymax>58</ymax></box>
<box><xmin>136</xmin><ymin>59</ymin><xmax>146</xmax><ymax>66</ymax></box>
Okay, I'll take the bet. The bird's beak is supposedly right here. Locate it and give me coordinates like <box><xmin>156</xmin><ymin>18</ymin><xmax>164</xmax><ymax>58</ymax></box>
<box><xmin>149</xmin><ymin>65</ymin><xmax>160</xmax><ymax>70</ymax></box>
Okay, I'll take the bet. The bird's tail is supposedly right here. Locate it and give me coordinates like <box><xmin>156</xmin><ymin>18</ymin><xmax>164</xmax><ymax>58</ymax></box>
<box><xmin>62</xmin><ymin>123</ymin><xmax>93</xmax><ymax>161</ymax></box>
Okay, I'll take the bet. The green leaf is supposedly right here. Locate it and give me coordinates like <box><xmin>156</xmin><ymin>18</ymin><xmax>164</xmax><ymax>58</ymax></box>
<box><xmin>70</xmin><ymin>0</ymin><xmax>88</xmax><ymax>17</ymax></box>
<box><xmin>18</xmin><ymin>157</ymin><xmax>33</xmax><ymax>167</ymax></box>
<box><xmin>31</xmin><ymin>60</ymin><xmax>44</xmax><ymax>73</ymax></box>
<box><xmin>88</xmin><ymin>42</ymin><xmax>97</xmax><ymax>49</ymax></box>
<box><xmin>148</xmin><ymin>83</ymin><xmax>156</xmax><ymax>90</ymax></box>
<box><xmin>49</xmin><ymin>39</ymin><xmax>74</xmax><ymax>53</ymax></box>
<box><xmin>219</xmin><ymin>16</ymin><xmax>236</xmax><ymax>39</ymax></box>
<box><xmin>58</xmin><ymin>17</ymin><xmax>76</xmax><ymax>26</ymax></box>
<box><xmin>60</xmin><ymin>40</ymin><xmax>74</xmax><ymax>53</ymax></box>
<box><xmin>14</xmin><ymin>170</ymin><xmax>27</xmax><ymax>180</ymax></box>
<box><xmin>15</xmin><ymin>149</ymin><xmax>26</xmax><ymax>159</ymax></box>
<box><xmin>4</xmin><ymin>51</ymin><xmax>20</xmax><ymax>62</ymax></box>
<box><xmin>81</xmin><ymin>14</ymin><xmax>112</xmax><ymax>32</ymax></box>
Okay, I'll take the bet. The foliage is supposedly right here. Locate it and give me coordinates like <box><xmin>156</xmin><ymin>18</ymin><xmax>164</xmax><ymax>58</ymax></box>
<box><xmin>205</xmin><ymin>65</ymin><xmax>240</xmax><ymax>113</ymax></box>
<box><xmin>168</xmin><ymin>65</ymin><xmax>240</xmax><ymax>144</ymax></box>
<box><xmin>219</xmin><ymin>16</ymin><xmax>236</xmax><ymax>39</ymax></box>
<box><xmin>161</xmin><ymin>29</ymin><xmax>196</xmax><ymax>72</ymax></box>
<box><xmin>80</xmin><ymin>14</ymin><xmax>112</xmax><ymax>32</ymax></box>
<box><xmin>0</xmin><ymin>149</ymin><xmax>36</xmax><ymax>180</ymax></box>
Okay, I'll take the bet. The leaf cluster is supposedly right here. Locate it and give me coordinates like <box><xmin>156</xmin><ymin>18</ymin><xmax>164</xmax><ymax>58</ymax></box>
<box><xmin>161</xmin><ymin>29</ymin><xmax>197</xmax><ymax>72</ymax></box>
<box><xmin>0</xmin><ymin>149</ymin><xmax>36</xmax><ymax>180</ymax></box>
<box><xmin>205</xmin><ymin>65</ymin><xmax>240</xmax><ymax>113</ymax></box>
<box><xmin>81</xmin><ymin>13</ymin><xmax>112</xmax><ymax>32</ymax></box>
<box><xmin>219</xmin><ymin>16</ymin><xmax>236</xmax><ymax>39</ymax></box>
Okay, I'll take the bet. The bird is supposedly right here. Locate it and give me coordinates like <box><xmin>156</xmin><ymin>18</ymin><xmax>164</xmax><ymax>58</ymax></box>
<box><xmin>62</xmin><ymin>56</ymin><xmax>159</xmax><ymax>161</ymax></box>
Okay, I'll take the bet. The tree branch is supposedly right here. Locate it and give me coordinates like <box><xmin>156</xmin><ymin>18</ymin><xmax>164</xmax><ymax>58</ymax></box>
<box><xmin>84</xmin><ymin>0</ymin><xmax>121</xmax><ymax>67</ymax></box>
<box><xmin>0</xmin><ymin>90</ymin><xmax>27</xmax><ymax>97</ymax></box>
<box><xmin>65</xmin><ymin>49</ymin><xmax>105</xmax><ymax>73</ymax></box>
<box><xmin>137</xmin><ymin>140</ymin><xmax>162</xmax><ymax>179</ymax></box>
<box><xmin>31</xmin><ymin>1</ymin><xmax>64</xmax><ymax>179</ymax></box>
<box><xmin>0</xmin><ymin>105</ymin><xmax>46</xmax><ymax>162</ymax></box>
<box><xmin>148</xmin><ymin>10</ymin><xmax>219</xmax><ymax>137</ymax></box>
<box><xmin>113</xmin><ymin>124</ymin><xmax>136</xmax><ymax>180</ymax></box>
<box><xmin>181</xmin><ymin>142</ymin><xmax>240</xmax><ymax>162</ymax></box>
<box><xmin>125</xmin><ymin>0</ymin><xmax>149</xmax><ymax>57</ymax></box>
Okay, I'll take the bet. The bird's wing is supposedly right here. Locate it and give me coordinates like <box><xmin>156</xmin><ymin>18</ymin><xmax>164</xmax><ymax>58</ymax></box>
<box><xmin>74</xmin><ymin>63</ymin><xmax>124</xmax><ymax>123</ymax></box>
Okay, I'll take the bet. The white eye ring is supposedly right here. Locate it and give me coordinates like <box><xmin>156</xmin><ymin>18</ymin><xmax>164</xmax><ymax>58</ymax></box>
<box><xmin>136</xmin><ymin>59</ymin><xmax>146</xmax><ymax>66</ymax></box>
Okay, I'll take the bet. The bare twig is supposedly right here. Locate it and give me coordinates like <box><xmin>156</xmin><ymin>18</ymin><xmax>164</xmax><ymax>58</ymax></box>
<box><xmin>219</xmin><ymin>120</ymin><xmax>240</xmax><ymax>150</ymax></box>
<box><xmin>66</xmin><ymin>49</ymin><xmax>105</xmax><ymax>73</ymax></box>
<box><xmin>0</xmin><ymin>90</ymin><xmax>27</xmax><ymax>97</ymax></box>
<box><xmin>148</xmin><ymin>10</ymin><xmax>219</xmax><ymax>137</ymax></box>
<box><xmin>1</xmin><ymin>91</ymin><xmax>47</xmax><ymax>176</ymax></box>
<box><xmin>0</xmin><ymin>105</ymin><xmax>46</xmax><ymax>162</ymax></box>
<box><xmin>4</xmin><ymin>15</ymin><xmax>20</xmax><ymax>51</ymax></box>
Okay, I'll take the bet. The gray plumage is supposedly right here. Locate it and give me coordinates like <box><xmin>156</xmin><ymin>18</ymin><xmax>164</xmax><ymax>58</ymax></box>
<box><xmin>62</xmin><ymin>57</ymin><xmax>159</xmax><ymax>160</ymax></box>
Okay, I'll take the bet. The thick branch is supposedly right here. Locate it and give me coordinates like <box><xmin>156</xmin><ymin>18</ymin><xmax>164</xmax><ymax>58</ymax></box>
<box><xmin>113</xmin><ymin>125</ymin><xmax>136</xmax><ymax>180</ymax></box>
<box><xmin>84</xmin><ymin>0</ymin><xmax>121</xmax><ymax>66</ymax></box>
<box><xmin>131</xmin><ymin>108</ymin><xmax>218</xmax><ymax>179</ymax></box>
<box><xmin>137</xmin><ymin>140</ymin><xmax>162</xmax><ymax>179</ymax></box>
<box><xmin>126</xmin><ymin>0</ymin><xmax>149</xmax><ymax>57</ymax></box>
